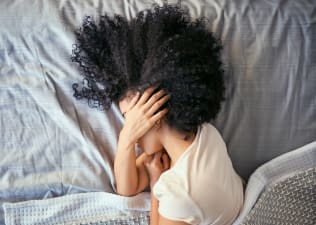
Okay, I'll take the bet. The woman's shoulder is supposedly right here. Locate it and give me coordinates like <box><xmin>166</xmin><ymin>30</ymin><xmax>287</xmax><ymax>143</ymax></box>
<box><xmin>153</xmin><ymin>170</ymin><xmax>203</xmax><ymax>224</ymax></box>
<box><xmin>200</xmin><ymin>122</ymin><xmax>227</xmax><ymax>150</ymax></box>
<box><xmin>201</xmin><ymin>122</ymin><xmax>223</xmax><ymax>139</ymax></box>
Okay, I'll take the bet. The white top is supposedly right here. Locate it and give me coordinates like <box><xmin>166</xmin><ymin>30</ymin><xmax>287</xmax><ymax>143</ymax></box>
<box><xmin>153</xmin><ymin>123</ymin><xmax>244</xmax><ymax>225</ymax></box>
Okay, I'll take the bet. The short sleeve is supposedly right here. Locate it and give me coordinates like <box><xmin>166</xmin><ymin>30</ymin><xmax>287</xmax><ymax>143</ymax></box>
<box><xmin>153</xmin><ymin>173</ymin><xmax>203</xmax><ymax>225</ymax></box>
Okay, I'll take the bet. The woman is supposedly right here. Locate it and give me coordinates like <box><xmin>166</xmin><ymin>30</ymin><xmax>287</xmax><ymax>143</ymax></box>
<box><xmin>71</xmin><ymin>2</ymin><xmax>244</xmax><ymax>225</ymax></box>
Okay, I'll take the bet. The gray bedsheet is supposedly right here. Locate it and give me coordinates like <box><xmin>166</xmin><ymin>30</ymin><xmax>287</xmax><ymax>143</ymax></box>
<box><xmin>2</xmin><ymin>140</ymin><xmax>315</xmax><ymax>225</ymax></box>
<box><xmin>0</xmin><ymin>0</ymin><xmax>315</xmax><ymax>224</ymax></box>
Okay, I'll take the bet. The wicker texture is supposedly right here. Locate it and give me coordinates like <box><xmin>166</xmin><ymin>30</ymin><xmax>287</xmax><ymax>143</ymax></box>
<box><xmin>78</xmin><ymin>213</ymin><xmax>149</xmax><ymax>225</ymax></box>
<box><xmin>241</xmin><ymin>167</ymin><xmax>316</xmax><ymax>225</ymax></box>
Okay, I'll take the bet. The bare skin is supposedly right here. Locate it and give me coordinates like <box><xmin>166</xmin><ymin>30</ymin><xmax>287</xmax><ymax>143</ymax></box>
<box><xmin>114</xmin><ymin>86</ymin><xmax>195</xmax><ymax>225</ymax></box>
<box><xmin>114</xmin><ymin>86</ymin><xmax>170</xmax><ymax>196</ymax></box>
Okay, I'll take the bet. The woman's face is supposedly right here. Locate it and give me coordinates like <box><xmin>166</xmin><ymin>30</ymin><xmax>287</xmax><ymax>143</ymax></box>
<box><xmin>118</xmin><ymin>95</ymin><xmax>164</xmax><ymax>155</ymax></box>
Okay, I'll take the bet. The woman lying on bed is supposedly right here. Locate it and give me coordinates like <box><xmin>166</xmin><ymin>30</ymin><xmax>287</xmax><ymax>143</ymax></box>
<box><xmin>71</xmin><ymin>2</ymin><xmax>244</xmax><ymax>225</ymax></box>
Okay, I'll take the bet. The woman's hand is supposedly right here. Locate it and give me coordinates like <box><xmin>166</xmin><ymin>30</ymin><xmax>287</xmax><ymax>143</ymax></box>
<box><xmin>120</xmin><ymin>86</ymin><xmax>170</xmax><ymax>147</ymax></box>
<box><xmin>115</xmin><ymin>86</ymin><xmax>170</xmax><ymax>196</ymax></box>
<box><xmin>145</xmin><ymin>151</ymin><xmax>170</xmax><ymax>188</ymax></box>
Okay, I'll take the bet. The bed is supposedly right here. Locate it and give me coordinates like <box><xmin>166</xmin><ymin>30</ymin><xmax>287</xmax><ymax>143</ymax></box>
<box><xmin>0</xmin><ymin>0</ymin><xmax>315</xmax><ymax>224</ymax></box>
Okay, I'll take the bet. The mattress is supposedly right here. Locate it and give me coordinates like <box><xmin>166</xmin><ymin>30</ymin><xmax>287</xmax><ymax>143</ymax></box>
<box><xmin>0</xmin><ymin>0</ymin><xmax>315</xmax><ymax>224</ymax></box>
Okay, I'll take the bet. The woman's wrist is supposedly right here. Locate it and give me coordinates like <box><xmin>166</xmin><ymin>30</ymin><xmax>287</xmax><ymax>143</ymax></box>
<box><xmin>118</xmin><ymin>128</ymin><xmax>137</xmax><ymax>150</ymax></box>
<box><xmin>150</xmin><ymin>177</ymin><xmax>159</xmax><ymax>189</ymax></box>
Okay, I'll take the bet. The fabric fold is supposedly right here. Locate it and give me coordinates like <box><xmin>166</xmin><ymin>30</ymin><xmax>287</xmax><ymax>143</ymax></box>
<box><xmin>3</xmin><ymin>192</ymin><xmax>150</xmax><ymax>225</ymax></box>
<box><xmin>232</xmin><ymin>140</ymin><xmax>316</xmax><ymax>225</ymax></box>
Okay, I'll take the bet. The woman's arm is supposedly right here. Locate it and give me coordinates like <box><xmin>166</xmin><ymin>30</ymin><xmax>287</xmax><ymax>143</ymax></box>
<box><xmin>114</xmin><ymin>133</ymin><xmax>149</xmax><ymax>196</ymax></box>
<box><xmin>115</xmin><ymin>144</ymin><xmax>150</xmax><ymax>196</ymax></box>
<box><xmin>149</xmin><ymin>191</ymin><xmax>160</xmax><ymax>225</ymax></box>
<box><xmin>114</xmin><ymin>86</ymin><xmax>169</xmax><ymax>196</ymax></box>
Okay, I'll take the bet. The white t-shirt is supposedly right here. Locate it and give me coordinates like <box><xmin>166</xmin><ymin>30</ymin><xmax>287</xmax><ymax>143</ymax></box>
<box><xmin>153</xmin><ymin>123</ymin><xmax>244</xmax><ymax>225</ymax></box>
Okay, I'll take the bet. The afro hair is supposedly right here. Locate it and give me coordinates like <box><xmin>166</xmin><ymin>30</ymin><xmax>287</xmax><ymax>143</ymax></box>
<box><xmin>71</xmin><ymin>2</ymin><xmax>225</xmax><ymax>133</ymax></box>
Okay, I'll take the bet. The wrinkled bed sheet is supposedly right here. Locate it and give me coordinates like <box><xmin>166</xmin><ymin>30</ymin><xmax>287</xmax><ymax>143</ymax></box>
<box><xmin>4</xmin><ymin>192</ymin><xmax>151</xmax><ymax>225</ymax></box>
<box><xmin>2</xmin><ymin>141</ymin><xmax>315</xmax><ymax>225</ymax></box>
<box><xmin>0</xmin><ymin>0</ymin><xmax>315</xmax><ymax>224</ymax></box>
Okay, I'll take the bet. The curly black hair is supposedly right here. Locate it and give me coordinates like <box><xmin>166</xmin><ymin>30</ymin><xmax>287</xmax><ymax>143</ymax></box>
<box><xmin>71</xmin><ymin>2</ymin><xmax>225</xmax><ymax>133</ymax></box>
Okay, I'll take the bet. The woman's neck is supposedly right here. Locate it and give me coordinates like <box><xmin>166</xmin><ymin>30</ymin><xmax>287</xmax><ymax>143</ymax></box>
<box><xmin>159</xmin><ymin>126</ymin><xmax>196</xmax><ymax>167</ymax></box>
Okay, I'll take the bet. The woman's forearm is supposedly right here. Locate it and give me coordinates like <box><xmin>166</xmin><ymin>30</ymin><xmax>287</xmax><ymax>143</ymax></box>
<box><xmin>150</xmin><ymin>192</ymin><xmax>160</xmax><ymax>225</ymax></box>
<box><xmin>114</xmin><ymin>130</ymin><xmax>138</xmax><ymax>196</ymax></box>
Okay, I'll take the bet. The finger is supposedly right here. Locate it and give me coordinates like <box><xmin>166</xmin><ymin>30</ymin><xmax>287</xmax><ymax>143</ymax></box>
<box><xmin>126</xmin><ymin>92</ymin><xmax>140</xmax><ymax>111</ymax></box>
<box><xmin>144</xmin><ymin>156</ymin><xmax>153</xmax><ymax>167</ymax></box>
<box><xmin>136</xmin><ymin>85</ymin><xmax>159</xmax><ymax>106</ymax></box>
<box><xmin>154</xmin><ymin>151</ymin><xmax>162</xmax><ymax>162</ymax></box>
<box><xmin>146</xmin><ymin>94</ymin><xmax>170</xmax><ymax>116</ymax></box>
<box><xmin>144</xmin><ymin>154</ymin><xmax>154</xmax><ymax>164</ymax></box>
<box><xmin>162</xmin><ymin>153</ymin><xmax>170</xmax><ymax>170</ymax></box>
<box><xmin>149</xmin><ymin>108</ymin><xmax>168</xmax><ymax>124</ymax></box>
<box><xmin>152</xmin><ymin>152</ymin><xmax>162</xmax><ymax>166</ymax></box>
<box><xmin>144</xmin><ymin>162</ymin><xmax>150</xmax><ymax>171</ymax></box>
<box><xmin>143</xmin><ymin>90</ymin><xmax>165</xmax><ymax>111</ymax></box>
